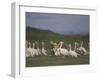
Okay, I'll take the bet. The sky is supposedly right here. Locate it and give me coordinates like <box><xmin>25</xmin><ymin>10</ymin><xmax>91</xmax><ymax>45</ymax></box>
<box><xmin>26</xmin><ymin>12</ymin><xmax>89</xmax><ymax>35</ymax></box>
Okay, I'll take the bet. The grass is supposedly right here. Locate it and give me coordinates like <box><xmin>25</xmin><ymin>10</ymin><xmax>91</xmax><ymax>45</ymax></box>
<box><xmin>26</xmin><ymin>55</ymin><xmax>89</xmax><ymax>67</ymax></box>
<box><xmin>26</xmin><ymin>27</ymin><xmax>89</xmax><ymax>44</ymax></box>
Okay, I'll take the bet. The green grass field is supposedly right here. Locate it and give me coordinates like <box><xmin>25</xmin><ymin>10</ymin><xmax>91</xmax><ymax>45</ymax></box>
<box><xmin>26</xmin><ymin>27</ymin><xmax>89</xmax><ymax>44</ymax></box>
<box><xmin>26</xmin><ymin>55</ymin><xmax>89</xmax><ymax>67</ymax></box>
<box><xmin>26</xmin><ymin>27</ymin><xmax>89</xmax><ymax>67</ymax></box>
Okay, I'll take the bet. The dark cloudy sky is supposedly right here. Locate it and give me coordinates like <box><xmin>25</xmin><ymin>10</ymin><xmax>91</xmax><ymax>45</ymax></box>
<box><xmin>26</xmin><ymin>12</ymin><xmax>89</xmax><ymax>35</ymax></box>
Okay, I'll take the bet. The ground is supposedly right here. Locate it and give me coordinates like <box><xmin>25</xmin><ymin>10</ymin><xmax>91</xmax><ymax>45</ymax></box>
<box><xmin>26</xmin><ymin>55</ymin><xmax>89</xmax><ymax>67</ymax></box>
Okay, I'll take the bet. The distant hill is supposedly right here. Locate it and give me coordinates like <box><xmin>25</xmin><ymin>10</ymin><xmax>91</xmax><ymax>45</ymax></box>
<box><xmin>26</xmin><ymin>27</ymin><xmax>89</xmax><ymax>43</ymax></box>
<box><xmin>26</xmin><ymin>27</ymin><xmax>64</xmax><ymax>42</ymax></box>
